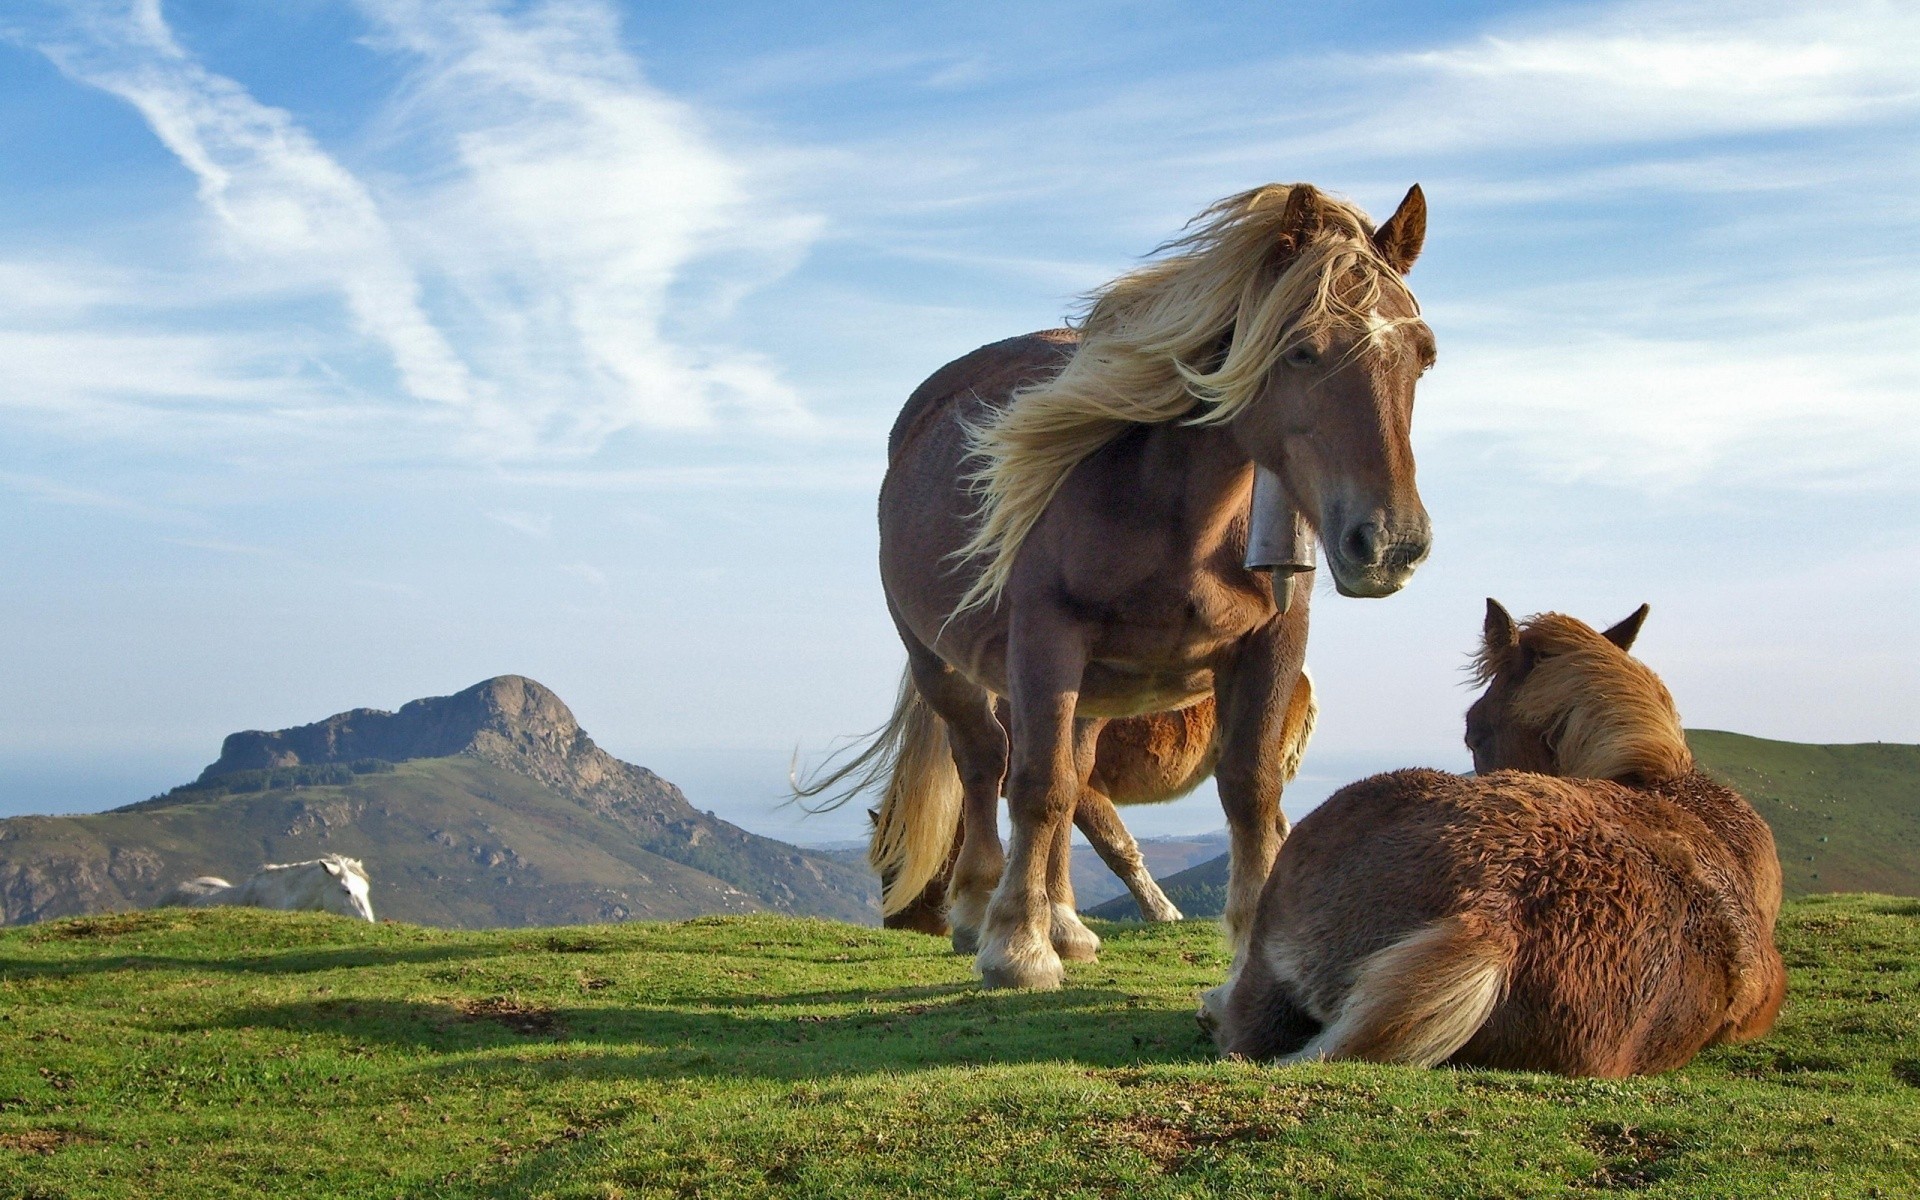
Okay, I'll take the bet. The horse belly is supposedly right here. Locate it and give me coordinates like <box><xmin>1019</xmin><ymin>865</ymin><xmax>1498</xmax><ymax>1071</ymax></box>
<box><xmin>1077</xmin><ymin>662</ymin><xmax>1214</xmax><ymax>717</ymax></box>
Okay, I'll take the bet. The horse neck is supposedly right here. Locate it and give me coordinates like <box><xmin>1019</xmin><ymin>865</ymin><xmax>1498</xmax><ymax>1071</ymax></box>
<box><xmin>1132</xmin><ymin>419</ymin><xmax>1257</xmax><ymax>554</ymax></box>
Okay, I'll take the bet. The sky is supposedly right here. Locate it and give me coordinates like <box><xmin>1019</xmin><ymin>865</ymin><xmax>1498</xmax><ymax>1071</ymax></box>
<box><xmin>0</xmin><ymin>0</ymin><xmax>1914</xmax><ymax>843</ymax></box>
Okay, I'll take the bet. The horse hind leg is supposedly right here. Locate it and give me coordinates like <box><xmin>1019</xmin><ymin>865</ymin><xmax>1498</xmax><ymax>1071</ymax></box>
<box><xmin>903</xmin><ymin>651</ymin><xmax>1007</xmax><ymax>957</ymax></box>
<box><xmin>1045</xmin><ymin>810</ymin><xmax>1101</xmax><ymax>961</ymax></box>
<box><xmin>1074</xmin><ymin>788</ymin><xmax>1183</xmax><ymax>922</ymax></box>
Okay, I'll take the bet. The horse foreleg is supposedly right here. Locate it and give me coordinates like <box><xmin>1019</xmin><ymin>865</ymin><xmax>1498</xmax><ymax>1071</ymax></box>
<box><xmin>1213</xmin><ymin>620</ymin><xmax>1309</xmax><ymax>964</ymax></box>
<box><xmin>1074</xmin><ymin>789</ymin><xmax>1184</xmax><ymax>922</ymax></box>
<box><xmin>1046</xmin><ymin>787</ymin><xmax>1103</xmax><ymax>961</ymax></box>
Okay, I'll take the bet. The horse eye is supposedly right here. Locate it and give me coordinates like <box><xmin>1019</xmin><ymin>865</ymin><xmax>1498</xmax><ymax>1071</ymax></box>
<box><xmin>1283</xmin><ymin>345</ymin><xmax>1319</xmax><ymax>368</ymax></box>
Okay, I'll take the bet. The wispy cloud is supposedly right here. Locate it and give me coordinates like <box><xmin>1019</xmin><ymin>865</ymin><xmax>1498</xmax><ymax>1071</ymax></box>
<box><xmin>1422</xmin><ymin>332</ymin><xmax>1919</xmax><ymax>491</ymax></box>
<box><xmin>0</xmin><ymin>470</ymin><xmax>198</xmax><ymax>524</ymax></box>
<box><xmin>1366</xmin><ymin>0</ymin><xmax>1920</xmax><ymax>152</ymax></box>
<box><xmin>486</xmin><ymin>509</ymin><xmax>553</xmax><ymax>539</ymax></box>
<box><xmin>14</xmin><ymin>0</ymin><xmax>818</xmax><ymax>458</ymax></box>
<box><xmin>359</xmin><ymin>0</ymin><xmax>819</xmax><ymax>443</ymax></box>
<box><xmin>38</xmin><ymin>0</ymin><xmax>473</xmax><ymax>410</ymax></box>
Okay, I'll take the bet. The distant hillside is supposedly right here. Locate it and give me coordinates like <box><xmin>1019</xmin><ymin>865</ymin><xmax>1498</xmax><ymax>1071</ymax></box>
<box><xmin>1087</xmin><ymin>730</ymin><xmax>1920</xmax><ymax>920</ymax></box>
<box><xmin>1070</xmin><ymin>830</ymin><xmax>1228</xmax><ymax>910</ymax></box>
<box><xmin>1688</xmin><ymin>730</ymin><xmax>1920</xmax><ymax>897</ymax></box>
<box><xmin>0</xmin><ymin>677</ymin><xmax>877</xmax><ymax>927</ymax></box>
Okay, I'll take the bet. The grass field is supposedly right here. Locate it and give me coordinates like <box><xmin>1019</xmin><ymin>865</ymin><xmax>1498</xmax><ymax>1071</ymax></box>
<box><xmin>4</xmin><ymin>900</ymin><xmax>1919</xmax><ymax>1198</ymax></box>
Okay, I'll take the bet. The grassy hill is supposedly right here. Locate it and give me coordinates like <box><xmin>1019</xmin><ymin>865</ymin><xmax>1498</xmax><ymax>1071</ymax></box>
<box><xmin>0</xmin><ymin>677</ymin><xmax>878</xmax><ymax>927</ymax></box>
<box><xmin>1688</xmin><ymin>730</ymin><xmax>1920</xmax><ymax>897</ymax></box>
<box><xmin>1090</xmin><ymin>731</ymin><xmax>1920</xmax><ymax>921</ymax></box>
<box><xmin>2</xmin><ymin>899</ymin><xmax>1916</xmax><ymax>1198</ymax></box>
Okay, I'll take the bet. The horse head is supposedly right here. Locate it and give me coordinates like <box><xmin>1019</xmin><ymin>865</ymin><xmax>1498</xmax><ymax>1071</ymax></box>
<box><xmin>1466</xmin><ymin>599</ymin><xmax>1689</xmax><ymax>783</ymax></box>
<box><xmin>1221</xmin><ymin>183</ymin><xmax>1434</xmax><ymax>599</ymax></box>
<box><xmin>318</xmin><ymin>856</ymin><xmax>376</xmax><ymax>922</ymax></box>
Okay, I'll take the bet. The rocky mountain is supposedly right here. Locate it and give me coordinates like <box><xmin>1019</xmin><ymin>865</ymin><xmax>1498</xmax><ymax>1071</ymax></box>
<box><xmin>0</xmin><ymin>677</ymin><xmax>878</xmax><ymax>928</ymax></box>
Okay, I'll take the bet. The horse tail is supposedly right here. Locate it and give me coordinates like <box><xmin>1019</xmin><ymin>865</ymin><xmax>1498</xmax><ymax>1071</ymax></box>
<box><xmin>1301</xmin><ymin>913</ymin><xmax>1512</xmax><ymax>1067</ymax></box>
<box><xmin>157</xmin><ymin>878</ymin><xmax>233</xmax><ymax>908</ymax></box>
<box><xmin>792</xmin><ymin>667</ymin><xmax>963</xmax><ymax>917</ymax></box>
<box><xmin>1276</xmin><ymin>667</ymin><xmax>1318</xmax><ymax>786</ymax></box>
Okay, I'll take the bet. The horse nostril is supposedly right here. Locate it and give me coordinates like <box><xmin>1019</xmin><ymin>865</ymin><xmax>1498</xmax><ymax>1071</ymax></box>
<box><xmin>1342</xmin><ymin>521</ymin><xmax>1384</xmax><ymax>567</ymax></box>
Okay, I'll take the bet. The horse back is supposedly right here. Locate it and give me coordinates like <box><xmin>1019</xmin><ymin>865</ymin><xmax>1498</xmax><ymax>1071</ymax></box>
<box><xmin>886</xmin><ymin>329</ymin><xmax>1079</xmax><ymax>463</ymax></box>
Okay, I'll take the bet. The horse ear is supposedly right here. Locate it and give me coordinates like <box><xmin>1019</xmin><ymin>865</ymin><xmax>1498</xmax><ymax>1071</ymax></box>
<box><xmin>1279</xmin><ymin>183</ymin><xmax>1326</xmax><ymax>245</ymax></box>
<box><xmin>1373</xmin><ymin>184</ymin><xmax>1426</xmax><ymax>274</ymax></box>
<box><xmin>1484</xmin><ymin>598</ymin><xmax>1518</xmax><ymax>652</ymax></box>
<box><xmin>322</xmin><ymin>859</ymin><xmax>343</xmax><ymax>876</ymax></box>
<box><xmin>1601</xmin><ymin>603</ymin><xmax>1651</xmax><ymax>652</ymax></box>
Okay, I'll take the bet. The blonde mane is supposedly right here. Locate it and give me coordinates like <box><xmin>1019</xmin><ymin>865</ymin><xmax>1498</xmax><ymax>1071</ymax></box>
<box><xmin>1477</xmin><ymin>614</ymin><xmax>1692</xmax><ymax>784</ymax></box>
<box><xmin>951</xmin><ymin>183</ymin><xmax>1418</xmax><ymax>614</ymax></box>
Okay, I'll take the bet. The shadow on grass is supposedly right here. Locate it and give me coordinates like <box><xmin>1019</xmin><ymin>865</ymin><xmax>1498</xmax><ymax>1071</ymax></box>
<box><xmin>195</xmin><ymin>979</ymin><xmax>1215</xmax><ymax>1082</ymax></box>
<box><xmin>0</xmin><ymin>942</ymin><xmax>504</xmax><ymax>979</ymax></box>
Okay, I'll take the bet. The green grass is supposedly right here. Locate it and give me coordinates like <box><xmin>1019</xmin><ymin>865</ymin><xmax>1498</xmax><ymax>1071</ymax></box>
<box><xmin>5</xmin><ymin>899</ymin><xmax>1919</xmax><ymax>1198</ymax></box>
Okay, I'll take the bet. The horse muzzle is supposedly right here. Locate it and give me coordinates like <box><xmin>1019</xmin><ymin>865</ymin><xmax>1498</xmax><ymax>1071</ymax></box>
<box><xmin>1325</xmin><ymin>516</ymin><xmax>1430</xmax><ymax>598</ymax></box>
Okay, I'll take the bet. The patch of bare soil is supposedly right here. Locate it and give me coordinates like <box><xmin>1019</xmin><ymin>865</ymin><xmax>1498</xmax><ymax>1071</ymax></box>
<box><xmin>1094</xmin><ymin>1098</ymin><xmax>1269</xmax><ymax>1173</ymax></box>
<box><xmin>0</xmin><ymin>1129</ymin><xmax>92</xmax><ymax>1155</ymax></box>
<box><xmin>456</xmin><ymin>996</ymin><xmax>564</xmax><ymax>1036</ymax></box>
<box><xmin>1573</xmin><ymin>1121</ymin><xmax>1680</xmax><ymax>1191</ymax></box>
<box><xmin>32</xmin><ymin>912</ymin><xmax>172</xmax><ymax>941</ymax></box>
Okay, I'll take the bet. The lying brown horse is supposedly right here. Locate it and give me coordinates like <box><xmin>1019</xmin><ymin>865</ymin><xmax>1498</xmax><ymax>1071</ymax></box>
<box><xmin>803</xmin><ymin>182</ymin><xmax>1435</xmax><ymax>988</ymax></box>
<box><xmin>1206</xmin><ymin>602</ymin><xmax>1786</xmax><ymax>1076</ymax></box>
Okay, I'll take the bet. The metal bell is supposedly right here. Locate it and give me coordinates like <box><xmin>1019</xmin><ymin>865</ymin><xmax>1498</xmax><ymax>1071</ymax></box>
<box><xmin>1243</xmin><ymin>466</ymin><xmax>1317</xmax><ymax>613</ymax></box>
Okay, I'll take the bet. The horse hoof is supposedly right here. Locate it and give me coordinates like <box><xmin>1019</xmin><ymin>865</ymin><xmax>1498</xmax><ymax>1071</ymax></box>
<box><xmin>1050</xmin><ymin>903</ymin><xmax>1101</xmax><ymax>962</ymax></box>
<box><xmin>976</xmin><ymin>939</ymin><xmax>1065</xmax><ymax>990</ymax></box>
<box><xmin>1145</xmin><ymin>903</ymin><xmax>1185</xmax><ymax>923</ymax></box>
<box><xmin>950</xmin><ymin>926</ymin><xmax>980</xmax><ymax>955</ymax></box>
<box><xmin>1195</xmin><ymin>984</ymin><xmax>1228</xmax><ymax>1039</ymax></box>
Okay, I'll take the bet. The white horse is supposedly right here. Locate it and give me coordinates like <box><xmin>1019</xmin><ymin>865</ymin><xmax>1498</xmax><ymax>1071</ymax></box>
<box><xmin>158</xmin><ymin>855</ymin><xmax>375</xmax><ymax>922</ymax></box>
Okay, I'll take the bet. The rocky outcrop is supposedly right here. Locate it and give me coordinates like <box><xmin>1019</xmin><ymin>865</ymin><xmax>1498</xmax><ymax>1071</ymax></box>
<box><xmin>205</xmin><ymin>676</ymin><xmax>602</xmax><ymax>781</ymax></box>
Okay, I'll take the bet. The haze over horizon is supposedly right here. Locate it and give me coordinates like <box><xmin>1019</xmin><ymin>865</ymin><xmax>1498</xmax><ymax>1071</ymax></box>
<box><xmin>2</xmin><ymin>0</ymin><xmax>1915</xmax><ymax>843</ymax></box>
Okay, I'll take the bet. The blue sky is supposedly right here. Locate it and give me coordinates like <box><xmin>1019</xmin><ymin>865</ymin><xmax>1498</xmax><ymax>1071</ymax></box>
<box><xmin>0</xmin><ymin>0</ymin><xmax>1915</xmax><ymax>841</ymax></box>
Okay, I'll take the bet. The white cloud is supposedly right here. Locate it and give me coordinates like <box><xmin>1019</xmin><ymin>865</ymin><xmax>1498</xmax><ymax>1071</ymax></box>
<box><xmin>1422</xmin><ymin>332</ymin><xmax>1919</xmax><ymax>490</ymax></box>
<box><xmin>39</xmin><ymin>0</ymin><xmax>474</xmax><ymax>411</ymax></box>
<box><xmin>1339</xmin><ymin>0</ymin><xmax>1920</xmax><ymax>154</ymax></box>
<box><xmin>0</xmin><ymin>326</ymin><xmax>318</xmax><ymax>423</ymax></box>
<box><xmin>357</xmin><ymin>0</ymin><xmax>819</xmax><ymax>442</ymax></box>
<box><xmin>17</xmin><ymin>0</ymin><xmax>819</xmax><ymax>458</ymax></box>
<box><xmin>486</xmin><ymin>509</ymin><xmax>553</xmax><ymax>538</ymax></box>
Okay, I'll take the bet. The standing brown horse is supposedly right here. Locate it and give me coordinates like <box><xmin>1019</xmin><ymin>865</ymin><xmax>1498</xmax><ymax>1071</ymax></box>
<box><xmin>804</xmin><ymin>183</ymin><xmax>1435</xmax><ymax>989</ymax></box>
<box><xmin>1206</xmin><ymin>602</ymin><xmax>1786</xmax><ymax>1075</ymax></box>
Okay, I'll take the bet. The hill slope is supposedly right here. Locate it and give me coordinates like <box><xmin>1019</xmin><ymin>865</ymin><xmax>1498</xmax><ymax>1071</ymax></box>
<box><xmin>2</xmin><ymin>898</ymin><xmax>1916</xmax><ymax>1197</ymax></box>
<box><xmin>0</xmin><ymin>677</ymin><xmax>876</xmax><ymax>927</ymax></box>
<box><xmin>1688</xmin><ymin>730</ymin><xmax>1920</xmax><ymax>896</ymax></box>
<box><xmin>1088</xmin><ymin>731</ymin><xmax>1919</xmax><ymax>920</ymax></box>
